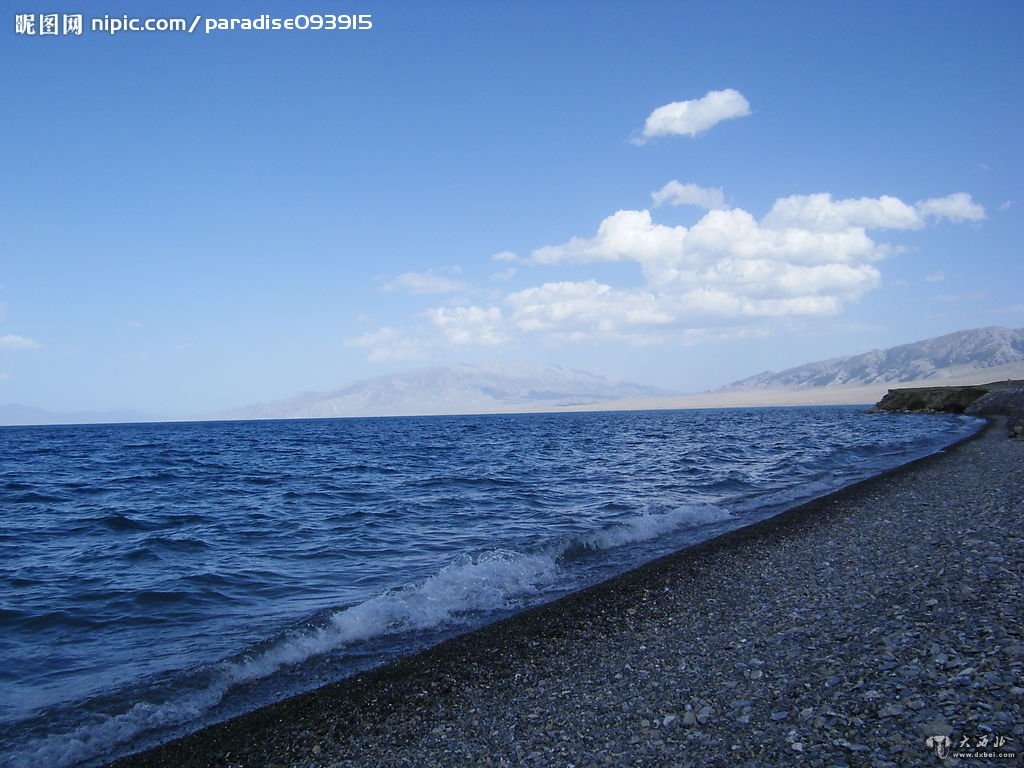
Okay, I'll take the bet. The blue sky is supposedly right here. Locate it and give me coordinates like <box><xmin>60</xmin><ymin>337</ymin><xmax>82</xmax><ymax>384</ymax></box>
<box><xmin>1</xmin><ymin>1</ymin><xmax>1021</xmax><ymax>416</ymax></box>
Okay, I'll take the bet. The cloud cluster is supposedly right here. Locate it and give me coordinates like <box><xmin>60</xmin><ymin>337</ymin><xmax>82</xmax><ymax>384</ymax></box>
<box><xmin>351</xmin><ymin>186</ymin><xmax>986</xmax><ymax>358</ymax></box>
<box><xmin>347</xmin><ymin>89</ymin><xmax>988</xmax><ymax>360</ymax></box>
<box><xmin>514</xmin><ymin>199</ymin><xmax>885</xmax><ymax>340</ymax></box>
<box><xmin>346</xmin><ymin>326</ymin><xmax>426</xmax><ymax>362</ymax></box>
<box><xmin>425</xmin><ymin>306</ymin><xmax>505</xmax><ymax>346</ymax></box>
<box><xmin>915</xmin><ymin>192</ymin><xmax>987</xmax><ymax>223</ymax></box>
<box><xmin>633</xmin><ymin>89</ymin><xmax>751</xmax><ymax>143</ymax></box>
<box><xmin>347</xmin><ymin>308</ymin><xmax>506</xmax><ymax>360</ymax></box>
<box><xmin>763</xmin><ymin>192</ymin><xmax>986</xmax><ymax>231</ymax></box>
<box><xmin>762</xmin><ymin>193</ymin><xmax>922</xmax><ymax>232</ymax></box>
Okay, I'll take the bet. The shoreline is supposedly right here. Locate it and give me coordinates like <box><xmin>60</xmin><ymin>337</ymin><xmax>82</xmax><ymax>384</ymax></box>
<box><xmin>104</xmin><ymin>416</ymin><xmax>1024</xmax><ymax>767</ymax></box>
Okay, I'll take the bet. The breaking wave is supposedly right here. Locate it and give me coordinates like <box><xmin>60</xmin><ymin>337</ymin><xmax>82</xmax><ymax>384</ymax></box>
<box><xmin>5</xmin><ymin>503</ymin><xmax>728</xmax><ymax>768</ymax></box>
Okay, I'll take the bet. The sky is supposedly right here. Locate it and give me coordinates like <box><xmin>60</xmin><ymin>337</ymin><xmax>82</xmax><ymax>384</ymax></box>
<box><xmin>1</xmin><ymin>1</ymin><xmax>1022</xmax><ymax>417</ymax></box>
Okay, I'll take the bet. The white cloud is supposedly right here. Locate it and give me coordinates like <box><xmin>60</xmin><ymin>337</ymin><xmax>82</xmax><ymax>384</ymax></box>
<box><xmin>532</xmin><ymin>206</ymin><xmax>883</xmax><ymax>276</ymax></box>
<box><xmin>345</xmin><ymin>309</ymin><xmax>506</xmax><ymax>360</ymax></box>
<box><xmin>915</xmin><ymin>192</ymin><xmax>986</xmax><ymax>223</ymax></box>
<box><xmin>998</xmin><ymin>200</ymin><xmax>1013</xmax><ymax>211</ymax></box>
<box><xmin>762</xmin><ymin>191</ymin><xmax>987</xmax><ymax>231</ymax></box>
<box><xmin>498</xmin><ymin>270</ymin><xmax>867</xmax><ymax>346</ymax></box>
<box><xmin>680</xmin><ymin>208</ymin><xmax>884</xmax><ymax>268</ymax></box>
<box><xmin>507</xmin><ymin>281</ymin><xmax>672</xmax><ymax>338</ymax></box>
<box><xmin>531</xmin><ymin>209</ymin><xmax>687</xmax><ymax>266</ymax></box>
<box><xmin>425</xmin><ymin>306</ymin><xmax>505</xmax><ymax>346</ymax></box>
<box><xmin>652</xmin><ymin>181</ymin><xmax>725</xmax><ymax>210</ymax></box>
<box><xmin>925</xmin><ymin>272</ymin><xmax>945</xmax><ymax>283</ymax></box>
<box><xmin>127</xmin><ymin>320</ymin><xmax>143</xmax><ymax>328</ymax></box>
<box><xmin>0</xmin><ymin>334</ymin><xmax>40</xmax><ymax>350</ymax></box>
<box><xmin>345</xmin><ymin>327</ymin><xmax>427</xmax><ymax>361</ymax></box>
<box><xmin>382</xmin><ymin>270</ymin><xmax>468</xmax><ymax>295</ymax></box>
<box><xmin>763</xmin><ymin>193</ymin><xmax>923</xmax><ymax>231</ymax></box>
<box><xmin>634</xmin><ymin>89</ymin><xmax>751</xmax><ymax>143</ymax></box>
<box><xmin>491</xmin><ymin>250</ymin><xmax>518</xmax><ymax>262</ymax></box>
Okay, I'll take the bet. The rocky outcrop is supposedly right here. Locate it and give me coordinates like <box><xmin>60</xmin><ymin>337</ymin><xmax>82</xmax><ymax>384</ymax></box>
<box><xmin>874</xmin><ymin>385</ymin><xmax>991</xmax><ymax>414</ymax></box>
<box><xmin>966</xmin><ymin>386</ymin><xmax>1024</xmax><ymax>438</ymax></box>
<box><xmin>875</xmin><ymin>380</ymin><xmax>1024</xmax><ymax>438</ymax></box>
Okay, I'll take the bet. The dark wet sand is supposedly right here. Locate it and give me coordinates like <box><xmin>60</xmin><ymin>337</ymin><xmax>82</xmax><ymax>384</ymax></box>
<box><xmin>109</xmin><ymin>419</ymin><xmax>1024</xmax><ymax>767</ymax></box>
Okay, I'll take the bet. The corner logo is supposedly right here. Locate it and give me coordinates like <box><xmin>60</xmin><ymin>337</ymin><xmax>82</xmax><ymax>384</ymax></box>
<box><xmin>926</xmin><ymin>735</ymin><xmax>952</xmax><ymax>760</ymax></box>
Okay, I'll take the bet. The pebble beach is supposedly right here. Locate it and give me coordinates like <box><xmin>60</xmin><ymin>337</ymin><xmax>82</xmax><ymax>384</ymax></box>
<box><xmin>108</xmin><ymin>417</ymin><xmax>1023</xmax><ymax>768</ymax></box>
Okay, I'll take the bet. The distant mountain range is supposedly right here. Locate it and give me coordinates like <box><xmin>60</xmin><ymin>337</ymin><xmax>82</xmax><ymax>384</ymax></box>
<box><xmin>723</xmin><ymin>326</ymin><xmax>1024</xmax><ymax>391</ymax></box>
<box><xmin>6</xmin><ymin>327</ymin><xmax>1023</xmax><ymax>425</ymax></box>
<box><xmin>208</xmin><ymin>364</ymin><xmax>673</xmax><ymax>421</ymax></box>
<box><xmin>0</xmin><ymin>404</ymin><xmax>158</xmax><ymax>427</ymax></box>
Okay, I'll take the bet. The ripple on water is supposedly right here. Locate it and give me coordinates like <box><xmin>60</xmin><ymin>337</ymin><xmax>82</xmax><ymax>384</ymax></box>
<box><xmin>0</xmin><ymin>408</ymin><xmax>983</xmax><ymax>767</ymax></box>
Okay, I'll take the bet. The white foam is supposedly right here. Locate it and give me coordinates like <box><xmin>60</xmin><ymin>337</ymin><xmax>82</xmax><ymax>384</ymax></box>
<box><xmin>5</xmin><ymin>684</ymin><xmax>228</xmax><ymax>768</ymax></box>
<box><xmin>569</xmin><ymin>502</ymin><xmax>731</xmax><ymax>552</ymax></box>
<box><xmin>222</xmin><ymin>548</ymin><xmax>559</xmax><ymax>683</ymax></box>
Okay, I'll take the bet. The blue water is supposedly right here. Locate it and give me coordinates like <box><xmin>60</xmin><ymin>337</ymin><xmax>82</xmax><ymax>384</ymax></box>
<box><xmin>0</xmin><ymin>407</ymin><xmax>981</xmax><ymax>766</ymax></box>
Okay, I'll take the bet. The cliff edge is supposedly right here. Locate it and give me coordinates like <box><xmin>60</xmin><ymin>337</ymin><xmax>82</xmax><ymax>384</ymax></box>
<box><xmin>875</xmin><ymin>379</ymin><xmax>1024</xmax><ymax>438</ymax></box>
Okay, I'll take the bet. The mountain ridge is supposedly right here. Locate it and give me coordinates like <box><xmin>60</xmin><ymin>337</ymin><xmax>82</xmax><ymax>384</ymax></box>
<box><xmin>207</xmin><ymin>363</ymin><xmax>674</xmax><ymax>421</ymax></box>
<box><xmin>722</xmin><ymin>326</ymin><xmax>1024</xmax><ymax>391</ymax></box>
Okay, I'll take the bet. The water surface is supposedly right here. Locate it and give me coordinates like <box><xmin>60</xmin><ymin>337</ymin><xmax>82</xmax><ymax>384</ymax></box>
<box><xmin>0</xmin><ymin>407</ymin><xmax>981</xmax><ymax>766</ymax></box>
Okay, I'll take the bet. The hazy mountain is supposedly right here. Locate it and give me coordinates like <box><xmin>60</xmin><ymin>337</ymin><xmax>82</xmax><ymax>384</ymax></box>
<box><xmin>723</xmin><ymin>326</ymin><xmax>1024</xmax><ymax>391</ymax></box>
<box><xmin>209</xmin><ymin>364</ymin><xmax>673</xmax><ymax>420</ymax></box>
<box><xmin>11</xmin><ymin>328</ymin><xmax>1022</xmax><ymax>425</ymax></box>
<box><xmin>0</xmin><ymin>404</ymin><xmax>159</xmax><ymax>427</ymax></box>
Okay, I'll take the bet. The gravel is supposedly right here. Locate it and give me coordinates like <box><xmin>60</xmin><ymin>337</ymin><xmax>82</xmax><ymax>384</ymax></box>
<box><xmin>108</xmin><ymin>418</ymin><xmax>1024</xmax><ymax>768</ymax></box>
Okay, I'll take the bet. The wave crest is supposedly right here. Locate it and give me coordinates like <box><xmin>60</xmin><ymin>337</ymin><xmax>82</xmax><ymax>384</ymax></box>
<box><xmin>7</xmin><ymin>503</ymin><xmax>727</xmax><ymax>768</ymax></box>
